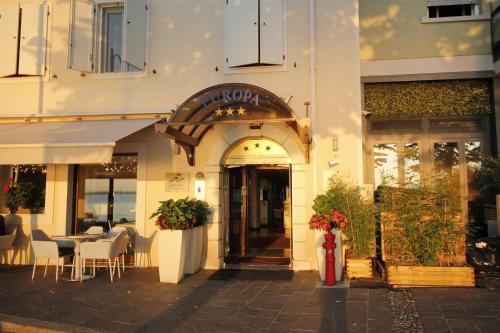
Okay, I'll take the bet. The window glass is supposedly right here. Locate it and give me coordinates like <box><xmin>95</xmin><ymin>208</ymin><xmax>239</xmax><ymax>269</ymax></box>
<box><xmin>428</xmin><ymin>5</ymin><xmax>474</xmax><ymax>18</ymax></box>
<box><xmin>403</xmin><ymin>143</ymin><xmax>420</xmax><ymax>184</ymax></box>
<box><xmin>102</xmin><ymin>7</ymin><xmax>124</xmax><ymax>73</ymax></box>
<box><xmin>1</xmin><ymin>165</ymin><xmax>47</xmax><ymax>214</ymax></box>
<box><xmin>433</xmin><ymin>142</ymin><xmax>460</xmax><ymax>184</ymax></box>
<box><xmin>76</xmin><ymin>154</ymin><xmax>137</xmax><ymax>233</ymax></box>
<box><xmin>465</xmin><ymin>141</ymin><xmax>481</xmax><ymax>200</ymax></box>
<box><xmin>374</xmin><ymin>143</ymin><xmax>398</xmax><ymax>188</ymax></box>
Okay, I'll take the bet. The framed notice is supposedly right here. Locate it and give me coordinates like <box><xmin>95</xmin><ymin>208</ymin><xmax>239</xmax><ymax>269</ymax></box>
<box><xmin>165</xmin><ymin>173</ymin><xmax>189</xmax><ymax>192</ymax></box>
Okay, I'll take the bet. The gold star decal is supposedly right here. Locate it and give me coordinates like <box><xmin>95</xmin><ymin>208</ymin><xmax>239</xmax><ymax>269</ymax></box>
<box><xmin>237</xmin><ymin>106</ymin><xmax>246</xmax><ymax>115</ymax></box>
<box><xmin>226</xmin><ymin>107</ymin><xmax>234</xmax><ymax>116</ymax></box>
<box><xmin>215</xmin><ymin>108</ymin><xmax>224</xmax><ymax>116</ymax></box>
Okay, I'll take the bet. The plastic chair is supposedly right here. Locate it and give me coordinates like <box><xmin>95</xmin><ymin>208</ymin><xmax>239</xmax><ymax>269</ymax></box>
<box><xmin>85</xmin><ymin>226</ymin><xmax>104</xmax><ymax>235</ymax></box>
<box><xmin>0</xmin><ymin>223</ymin><xmax>17</xmax><ymax>264</ymax></box>
<box><xmin>30</xmin><ymin>230</ymin><xmax>73</xmax><ymax>282</ymax></box>
<box><xmin>80</xmin><ymin>231</ymin><xmax>125</xmax><ymax>282</ymax></box>
<box><xmin>110</xmin><ymin>227</ymin><xmax>130</xmax><ymax>271</ymax></box>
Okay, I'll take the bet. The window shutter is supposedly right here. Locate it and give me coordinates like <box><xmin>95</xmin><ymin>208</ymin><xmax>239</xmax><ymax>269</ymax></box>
<box><xmin>0</xmin><ymin>4</ymin><xmax>20</xmax><ymax>77</ymax></box>
<box><xmin>427</xmin><ymin>0</ymin><xmax>479</xmax><ymax>6</ymax></box>
<box><xmin>260</xmin><ymin>0</ymin><xmax>284</xmax><ymax>65</ymax></box>
<box><xmin>69</xmin><ymin>0</ymin><xmax>94</xmax><ymax>72</ymax></box>
<box><xmin>227</xmin><ymin>0</ymin><xmax>259</xmax><ymax>67</ymax></box>
<box><xmin>18</xmin><ymin>3</ymin><xmax>48</xmax><ymax>76</ymax></box>
<box><xmin>124</xmin><ymin>0</ymin><xmax>148</xmax><ymax>71</ymax></box>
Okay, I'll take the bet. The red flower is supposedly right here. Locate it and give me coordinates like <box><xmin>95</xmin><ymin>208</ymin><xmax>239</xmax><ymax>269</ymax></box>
<box><xmin>2</xmin><ymin>185</ymin><xmax>10</xmax><ymax>192</ymax></box>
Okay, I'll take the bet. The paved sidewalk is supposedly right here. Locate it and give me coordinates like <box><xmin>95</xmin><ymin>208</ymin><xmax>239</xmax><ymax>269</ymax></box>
<box><xmin>0</xmin><ymin>266</ymin><xmax>499</xmax><ymax>332</ymax></box>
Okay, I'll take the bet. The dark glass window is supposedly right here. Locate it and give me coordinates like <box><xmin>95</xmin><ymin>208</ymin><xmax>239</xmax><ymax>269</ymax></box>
<box><xmin>428</xmin><ymin>5</ymin><xmax>475</xmax><ymax>18</ymax></box>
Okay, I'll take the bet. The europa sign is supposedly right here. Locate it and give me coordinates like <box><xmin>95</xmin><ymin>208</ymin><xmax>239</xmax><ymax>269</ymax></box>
<box><xmin>200</xmin><ymin>89</ymin><xmax>260</xmax><ymax>108</ymax></box>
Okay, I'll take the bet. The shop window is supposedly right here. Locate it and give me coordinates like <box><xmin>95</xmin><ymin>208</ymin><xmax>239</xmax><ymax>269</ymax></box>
<box><xmin>433</xmin><ymin>142</ymin><xmax>460</xmax><ymax>185</ymax></box>
<box><xmin>226</xmin><ymin>0</ymin><xmax>285</xmax><ymax>68</ymax></box>
<box><xmin>0</xmin><ymin>165</ymin><xmax>47</xmax><ymax>214</ymax></box>
<box><xmin>69</xmin><ymin>0</ymin><xmax>149</xmax><ymax>74</ymax></box>
<box><xmin>374</xmin><ymin>142</ymin><xmax>420</xmax><ymax>188</ymax></box>
<box><xmin>0</xmin><ymin>2</ymin><xmax>49</xmax><ymax>77</ymax></box>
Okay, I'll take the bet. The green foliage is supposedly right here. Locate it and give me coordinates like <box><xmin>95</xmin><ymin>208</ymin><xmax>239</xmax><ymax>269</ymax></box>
<box><xmin>378</xmin><ymin>175</ymin><xmax>463</xmax><ymax>266</ymax></box>
<box><xmin>150</xmin><ymin>198</ymin><xmax>211</xmax><ymax>231</ymax></box>
<box><xmin>474</xmin><ymin>156</ymin><xmax>500</xmax><ymax>195</ymax></box>
<box><xmin>364</xmin><ymin>79</ymin><xmax>491</xmax><ymax>118</ymax></box>
<box><xmin>312</xmin><ymin>179</ymin><xmax>375</xmax><ymax>259</ymax></box>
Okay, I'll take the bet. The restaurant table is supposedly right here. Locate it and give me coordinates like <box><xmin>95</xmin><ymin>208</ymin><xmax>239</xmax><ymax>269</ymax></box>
<box><xmin>52</xmin><ymin>233</ymin><xmax>105</xmax><ymax>281</ymax></box>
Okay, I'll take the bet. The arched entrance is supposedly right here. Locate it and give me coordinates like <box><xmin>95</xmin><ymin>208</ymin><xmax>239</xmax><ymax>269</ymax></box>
<box><xmin>223</xmin><ymin>138</ymin><xmax>292</xmax><ymax>265</ymax></box>
<box><xmin>155</xmin><ymin>83</ymin><xmax>312</xmax><ymax>270</ymax></box>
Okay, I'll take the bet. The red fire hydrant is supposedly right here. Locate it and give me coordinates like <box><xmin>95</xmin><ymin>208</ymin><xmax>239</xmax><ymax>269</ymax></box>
<box><xmin>322</xmin><ymin>231</ymin><xmax>336</xmax><ymax>286</ymax></box>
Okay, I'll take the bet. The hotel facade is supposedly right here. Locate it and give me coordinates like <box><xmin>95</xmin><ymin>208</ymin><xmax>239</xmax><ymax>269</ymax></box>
<box><xmin>0</xmin><ymin>0</ymin><xmax>497</xmax><ymax>272</ymax></box>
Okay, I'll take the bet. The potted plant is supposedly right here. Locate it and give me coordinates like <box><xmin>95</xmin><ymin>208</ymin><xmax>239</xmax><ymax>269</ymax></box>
<box><xmin>2</xmin><ymin>178</ymin><xmax>22</xmax><ymax>214</ymax></box>
<box><xmin>378</xmin><ymin>175</ymin><xmax>474</xmax><ymax>287</ymax></box>
<box><xmin>150</xmin><ymin>198</ymin><xmax>210</xmax><ymax>283</ymax></box>
<box><xmin>309</xmin><ymin>201</ymin><xmax>349</xmax><ymax>282</ymax></box>
<box><xmin>312</xmin><ymin>179</ymin><xmax>375</xmax><ymax>279</ymax></box>
<box><xmin>184</xmin><ymin>198</ymin><xmax>210</xmax><ymax>275</ymax></box>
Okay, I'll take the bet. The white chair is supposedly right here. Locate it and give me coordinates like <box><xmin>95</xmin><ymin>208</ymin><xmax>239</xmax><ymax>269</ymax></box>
<box><xmin>85</xmin><ymin>226</ymin><xmax>104</xmax><ymax>235</ymax></box>
<box><xmin>0</xmin><ymin>223</ymin><xmax>17</xmax><ymax>264</ymax></box>
<box><xmin>30</xmin><ymin>230</ymin><xmax>73</xmax><ymax>282</ymax></box>
<box><xmin>110</xmin><ymin>227</ymin><xmax>130</xmax><ymax>272</ymax></box>
<box><xmin>80</xmin><ymin>231</ymin><xmax>125</xmax><ymax>282</ymax></box>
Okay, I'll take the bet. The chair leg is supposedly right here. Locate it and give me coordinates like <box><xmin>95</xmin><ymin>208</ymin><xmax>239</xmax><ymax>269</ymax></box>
<box><xmin>80</xmin><ymin>258</ymin><xmax>83</xmax><ymax>283</ymax></box>
<box><xmin>56</xmin><ymin>260</ymin><xmax>59</xmax><ymax>282</ymax></box>
<box><xmin>93</xmin><ymin>259</ymin><xmax>96</xmax><ymax>277</ymax></box>
<box><xmin>122</xmin><ymin>254</ymin><xmax>125</xmax><ymax>272</ymax></box>
<box><xmin>32</xmin><ymin>258</ymin><xmax>37</xmax><ymax>281</ymax></box>
<box><xmin>44</xmin><ymin>258</ymin><xmax>49</xmax><ymax>278</ymax></box>
<box><xmin>108</xmin><ymin>259</ymin><xmax>113</xmax><ymax>283</ymax></box>
<box><xmin>60</xmin><ymin>257</ymin><xmax>64</xmax><ymax>274</ymax></box>
<box><xmin>70</xmin><ymin>256</ymin><xmax>75</xmax><ymax>279</ymax></box>
<box><xmin>115</xmin><ymin>257</ymin><xmax>121</xmax><ymax>279</ymax></box>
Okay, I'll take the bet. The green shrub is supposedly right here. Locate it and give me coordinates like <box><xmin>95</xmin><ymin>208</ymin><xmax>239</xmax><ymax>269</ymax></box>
<box><xmin>312</xmin><ymin>179</ymin><xmax>375</xmax><ymax>259</ymax></box>
<box><xmin>150</xmin><ymin>198</ymin><xmax>211</xmax><ymax>231</ymax></box>
<box><xmin>378</xmin><ymin>175</ymin><xmax>463</xmax><ymax>266</ymax></box>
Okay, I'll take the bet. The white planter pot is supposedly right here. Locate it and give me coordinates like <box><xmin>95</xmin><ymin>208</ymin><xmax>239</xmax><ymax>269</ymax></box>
<box><xmin>185</xmin><ymin>226</ymin><xmax>203</xmax><ymax>274</ymax></box>
<box><xmin>158</xmin><ymin>229</ymin><xmax>189</xmax><ymax>283</ymax></box>
<box><xmin>315</xmin><ymin>229</ymin><xmax>343</xmax><ymax>282</ymax></box>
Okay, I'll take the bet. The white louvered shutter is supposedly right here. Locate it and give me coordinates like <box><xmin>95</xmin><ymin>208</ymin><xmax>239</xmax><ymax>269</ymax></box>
<box><xmin>124</xmin><ymin>0</ymin><xmax>148</xmax><ymax>71</ymax></box>
<box><xmin>260</xmin><ymin>0</ymin><xmax>284</xmax><ymax>65</ymax></box>
<box><xmin>0</xmin><ymin>4</ymin><xmax>20</xmax><ymax>77</ymax></box>
<box><xmin>69</xmin><ymin>0</ymin><xmax>94</xmax><ymax>72</ymax></box>
<box><xmin>18</xmin><ymin>3</ymin><xmax>48</xmax><ymax>76</ymax></box>
<box><xmin>227</xmin><ymin>0</ymin><xmax>259</xmax><ymax>67</ymax></box>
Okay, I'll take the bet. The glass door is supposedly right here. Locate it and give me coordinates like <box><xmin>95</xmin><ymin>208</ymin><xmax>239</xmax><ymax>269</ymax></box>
<box><xmin>74</xmin><ymin>154</ymin><xmax>137</xmax><ymax>264</ymax></box>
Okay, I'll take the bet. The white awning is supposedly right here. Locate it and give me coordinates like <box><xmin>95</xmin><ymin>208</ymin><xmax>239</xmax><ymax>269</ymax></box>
<box><xmin>0</xmin><ymin>118</ymin><xmax>159</xmax><ymax>164</ymax></box>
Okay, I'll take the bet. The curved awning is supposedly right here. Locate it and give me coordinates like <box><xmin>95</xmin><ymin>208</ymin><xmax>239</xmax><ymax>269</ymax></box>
<box><xmin>155</xmin><ymin>83</ymin><xmax>310</xmax><ymax>165</ymax></box>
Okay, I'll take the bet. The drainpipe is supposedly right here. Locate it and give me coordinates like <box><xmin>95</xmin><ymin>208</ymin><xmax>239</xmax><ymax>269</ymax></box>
<box><xmin>309</xmin><ymin>0</ymin><xmax>318</xmax><ymax>197</ymax></box>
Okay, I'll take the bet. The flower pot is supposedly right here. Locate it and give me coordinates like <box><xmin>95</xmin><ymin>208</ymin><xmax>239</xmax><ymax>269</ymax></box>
<box><xmin>315</xmin><ymin>229</ymin><xmax>343</xmax><ymax>282</ymax></box>
<box><xmin>346</xmin><ymin>259</ymin><xmax>373</xmax><ymax>279</ymax></box>
<box><xmin>158</xmin><ymin>229</ymin><xmax>189</xmax><ymax>283</ymax></box>
<box><xmin>185</xmin><ymin>226</ymin><xmax>203</xmax><ymax>274</ymax></box>
<box><xmin>387</xmin><ymin>265</ymin><xmax>474</xmax><ymax>287</ymax></box>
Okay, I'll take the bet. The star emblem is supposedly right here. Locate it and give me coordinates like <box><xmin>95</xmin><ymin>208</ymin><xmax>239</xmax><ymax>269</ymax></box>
<box><xmin>226</xmin><ymin>107</ymin><xmax>234</xmax><ymax>116</ymax></box>
<box><xmin>215</xmin><ymin>108</ymin><xmax>224</xmax><ymax>116</ymax></box>
<box><xmin>266</xmin><ymin>146</ymin><xmax>271</xmax><ymax>151</ymax></box>
<box><xmin>237</xmin><ymin>106</ymin><xmax>246</xmax><ymax>115</ymax></box>
<box><xmin>255</xmin><ymin>143</ymin><xmax>260</xmax><ymax>148</ymax></box>
<box><xmin>244</xmin><ymin>146</ymin><xmax>249</xmax><ymax>151</ymax></box>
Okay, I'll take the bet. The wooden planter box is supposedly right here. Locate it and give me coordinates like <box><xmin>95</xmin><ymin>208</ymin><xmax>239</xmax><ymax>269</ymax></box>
<box><xmin>346</xmin><ymin>259</ymin><xmax>373</xmax><ymax>279</ymax></box>
<box><xmin>387</xmin><ymin>265</ymin><xmax>475</xmax><ymax>287</ymax></box>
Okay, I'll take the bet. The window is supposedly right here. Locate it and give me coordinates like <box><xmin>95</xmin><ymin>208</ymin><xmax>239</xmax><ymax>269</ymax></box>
<box><xmin>0</xmin><ymin>3</ymin><xmax>49</xmax><ymax>78</ymax></box>
<box><xmin>1</xmin><ymin>165</ymin><xmax>47</xmax><ymax>214</ymax></box>
<box><xmin>226</xmin><ymin>0</ymin><xmax>285</xmax><ymax>68</ymax></box>
<box><xmin>69</xmin><ymin>0</ymin><xmax>149</xmax><ymax>74</ymax></box>
<box><xmin>427</xmin><ymin>0</ymin><xmax>480</xmax><ymax>19</ymax></box>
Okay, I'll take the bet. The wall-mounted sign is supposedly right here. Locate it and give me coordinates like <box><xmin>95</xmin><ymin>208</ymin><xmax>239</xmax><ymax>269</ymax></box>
<box><xmin>165</xmin><ymin>172</ymin><xmax>189</xmax><ymax>192</ymax></box>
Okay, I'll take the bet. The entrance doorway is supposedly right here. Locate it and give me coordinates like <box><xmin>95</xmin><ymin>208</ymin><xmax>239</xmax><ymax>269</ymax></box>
<box><xmin>224</xmin><ymin>165</ymin><xmax>291</xmax><ymax>265</ymax></box>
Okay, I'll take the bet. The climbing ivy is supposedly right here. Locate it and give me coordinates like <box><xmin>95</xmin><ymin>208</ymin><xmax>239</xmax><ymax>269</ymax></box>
<box><xmin>364</xmin><ymin>79</ymin><xmax>491</xmax><ymax>118</ymax></box>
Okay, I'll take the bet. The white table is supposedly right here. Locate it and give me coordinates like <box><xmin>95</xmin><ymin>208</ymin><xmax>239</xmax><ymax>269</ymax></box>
<box><xmin>52</xmin><ymin>233</ymin><xmax>104</xmax><ymax>281</ymax></box>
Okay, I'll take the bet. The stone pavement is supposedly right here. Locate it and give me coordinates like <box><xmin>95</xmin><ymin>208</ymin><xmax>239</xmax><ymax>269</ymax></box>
<box><xmin>0</xmin><ymin>266</ymin><xmax>498</xmax><ymax>332</ymax></box>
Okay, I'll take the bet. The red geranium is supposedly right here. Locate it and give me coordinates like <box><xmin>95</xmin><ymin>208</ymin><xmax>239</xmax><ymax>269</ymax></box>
<box><xmin>2</xmin><ymin>185</ymin><xmax>10</xmax><ymax>192</ymax></box>
<box><xmin>309</xmin><ymin>209</ymin><xmax>349</xmax><ymax>232</ymax></box>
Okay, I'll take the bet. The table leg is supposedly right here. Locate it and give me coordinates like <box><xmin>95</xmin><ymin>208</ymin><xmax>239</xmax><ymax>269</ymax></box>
<box><xmin>73</xmin><ymin>239</ymin><xmax>82</xmax><ymax>280</ymax></box>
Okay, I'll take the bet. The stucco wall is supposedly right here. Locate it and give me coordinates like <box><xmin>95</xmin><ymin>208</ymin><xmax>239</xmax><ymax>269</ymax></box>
<box><xmin>359</xmin><ymin>0</ymin><xmax>492</xmax><ymax>61</ymax></box>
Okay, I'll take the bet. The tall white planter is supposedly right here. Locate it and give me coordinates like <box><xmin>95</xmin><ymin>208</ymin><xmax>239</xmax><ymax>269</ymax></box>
<box><xmin>158</xmin><ymin>229</ymin><xmax>189</xmax><ymax>283</ymax></box>
<box><xmin>185</xmin><ymin>226</ymin><xmax>203</xmax><ymax>274</ymax></box>
<box><xmin>315</xmin><ymin>229</ymin><xmax>343</xmax><ymax>282</ymax></box>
